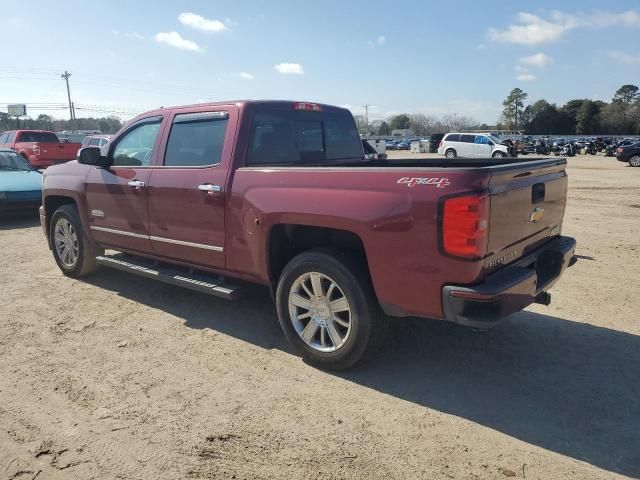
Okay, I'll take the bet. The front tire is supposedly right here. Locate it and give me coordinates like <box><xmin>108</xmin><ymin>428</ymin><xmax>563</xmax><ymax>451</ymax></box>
<box><xmin>50</xmin><ymin>205</ymin><xmax>101</xmax><ymax>277</ymax></box>
<box><xmin>492</xmin><ymin>151</ymin><xmax>506</xmax><ymax>158</ymax></box>
<box><xmin>629</xmin><ymin>155</ymin><xmax>640</xmax><ymax>167</ymax></box>
<box><xmin>276</xmin><ymin>250</ymin><xmax>387</xmax><ymax>370</ymax></box>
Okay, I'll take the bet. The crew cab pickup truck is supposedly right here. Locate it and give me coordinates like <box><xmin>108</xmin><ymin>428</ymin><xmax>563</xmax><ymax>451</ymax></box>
<box><xmin>0</xmin><ymin>130</ymin><xmax>81</xmax><ymax>168</ymax></box>
<box><xmin>40</xmin><ymin>100</ymin><xmax>576</xmax><ymax>369</ymax></box>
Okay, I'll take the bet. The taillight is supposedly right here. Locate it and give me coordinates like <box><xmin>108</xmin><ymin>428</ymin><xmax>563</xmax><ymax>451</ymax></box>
<box><xmin>293</xmin><ymin>102</ymin><xmax>322</xmax><ymax>111</ymax></box>
<box><xmin>442</xmin><ymin>194</ymin><xmax>489</xmax><ymax>259</ymax></box>
<box><xmin>617</xmin><ymin>147</ymin><xmax>624</xmax><ymax>153</ymax></box>
<box><xmin>438</xmin><ymin>141</ymin><xmax>443</xmax><ymax>148</ymax></box>
<box><xmin>32</xmin><ymin>143</ymin><xmax>41</xmax><ymax>155</ymax></box>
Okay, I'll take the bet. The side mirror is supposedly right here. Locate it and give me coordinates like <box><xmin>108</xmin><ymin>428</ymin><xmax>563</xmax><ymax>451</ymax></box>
<box><xmin>78</xmin><ymin>147</ymin><xmax>108</xmax><ymax>168</ymax></box>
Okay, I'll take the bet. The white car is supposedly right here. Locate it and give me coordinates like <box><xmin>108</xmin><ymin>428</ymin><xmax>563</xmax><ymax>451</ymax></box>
<box><xmin>437</xmin><ymin>133</ymin><xmax>510</xmax><ymax>158</ymax></box>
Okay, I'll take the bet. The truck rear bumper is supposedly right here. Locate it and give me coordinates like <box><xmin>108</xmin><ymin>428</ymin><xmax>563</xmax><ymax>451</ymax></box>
<box><xmin>442</xmin><ymin>236</ymin><xmax>577</xmax><ymax>329</ymax></box>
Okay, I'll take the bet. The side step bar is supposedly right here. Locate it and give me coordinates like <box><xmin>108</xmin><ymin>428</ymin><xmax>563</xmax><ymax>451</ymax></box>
<box><xmin>96</xmin><ymin>254</ymin><xmax>242</xmax><ymax>300</ymax></box>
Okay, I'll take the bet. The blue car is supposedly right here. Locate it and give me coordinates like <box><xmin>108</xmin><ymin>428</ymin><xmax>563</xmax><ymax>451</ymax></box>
<box><xmin>0</xmin><ymin>148</ymin><xmax>42</xmax><ymax>215</ymax></box>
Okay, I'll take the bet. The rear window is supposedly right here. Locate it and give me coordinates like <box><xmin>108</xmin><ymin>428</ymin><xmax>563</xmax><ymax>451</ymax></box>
<box><xmin>460</xmin><ymin>134</ymin><xmax>475</xmax><ymax>143</ymax></box>
<box><xmin>18</xmin><ymin>132</ymin><xmax>59</xmax><ymax>143</ymax></box>
<box><xmin>444</xmin><ymin>134</ymin><xmax>460</xmax><ymax>142</ymax></box>
<box><xmin>246</xmin><ymin>108</ymin><xmax>363</xmax><ymax>166</ymax></box>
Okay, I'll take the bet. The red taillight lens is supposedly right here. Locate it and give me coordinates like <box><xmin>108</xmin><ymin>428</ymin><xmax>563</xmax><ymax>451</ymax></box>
<box><xmin>442</xmin><ymin>194</ymin><xmax>489</xmax><ymax>259</ymax></box>
<box><xmin>617</xmin><ymin>147</ymin><xmax>623</xmax><ymax>153</ymax></box>
<box><xmin>438</xmin><ymin>141</ymin><xmax>443</xmax><ymax>148</ymax></box>
<box><xmin>32</xmin><ymin>143</ymin><xmax>41</xmax><ymax>155</ymax></box>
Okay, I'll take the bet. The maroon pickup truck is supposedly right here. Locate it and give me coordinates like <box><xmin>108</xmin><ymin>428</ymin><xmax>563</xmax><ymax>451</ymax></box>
<box><xmin>0</xmin><ymin>130</ymin><xmax>82</xmax><ymax>168</ymax></box>
<box><xmin>39</xmin><ymin>100</ymin><xmax>576</xmax><ymax>369</ymax></box>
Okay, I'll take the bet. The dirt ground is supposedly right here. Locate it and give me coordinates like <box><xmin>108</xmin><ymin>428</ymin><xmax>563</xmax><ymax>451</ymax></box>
<box><xmin>1</xmin><ymin>153</ymin><xmax>639</xmax><ymax>480</ymax></box>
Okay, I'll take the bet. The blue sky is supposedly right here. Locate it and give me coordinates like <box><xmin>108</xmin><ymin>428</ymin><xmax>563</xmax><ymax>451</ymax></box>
<box><xmin>2</xmin><ymin>0</ymin><xmax>640</xmax><ymax>123</ymax></box>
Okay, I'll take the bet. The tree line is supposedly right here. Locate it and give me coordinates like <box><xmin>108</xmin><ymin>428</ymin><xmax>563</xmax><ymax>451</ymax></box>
<box><xmin>500</xmin><ymin>84</ymin><xmax>640</xmax><ymax>135</ymax></box>
<box><xmin>356</xmin><ymin>84</ymin><xmax>640</xmax><ymax>137</ymax></box>
<box><xmin>0</xmin><ymin>113</ymin><xmax>124</xmax><ymax>134</ymax></box>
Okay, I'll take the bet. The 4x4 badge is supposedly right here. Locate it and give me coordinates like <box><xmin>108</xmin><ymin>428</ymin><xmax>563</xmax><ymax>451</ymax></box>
<box><xmin>397</xmin><ymin>177</ymin><xmax>451</xmax><ymax>188</ymax></box>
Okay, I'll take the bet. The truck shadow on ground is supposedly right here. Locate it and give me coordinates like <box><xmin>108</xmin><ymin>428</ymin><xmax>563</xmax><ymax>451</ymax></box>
<box><xmin>0</xmin><ymin>213</ymin><xmax>40</xmax><ymax>230</ymax></box>
<box><xmin>87</xmin><ymin>269</ymin><xmax>640</xmax><ymax>479</ymax></box>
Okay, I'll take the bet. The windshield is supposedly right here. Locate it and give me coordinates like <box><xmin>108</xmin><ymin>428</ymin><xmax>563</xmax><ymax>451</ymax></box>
<box><xmin>0</xmin><ymin>151</ymin><xmax>33</xmax><ymax>171</ymax></box>
<box><xmin>488</xmin><ymin>135</ymin><xmax>502</xmax><ymax>144</ymax></box>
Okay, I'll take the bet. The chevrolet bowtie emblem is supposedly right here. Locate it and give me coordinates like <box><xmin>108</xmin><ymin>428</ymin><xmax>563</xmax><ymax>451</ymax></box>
<box><xmin>529</xmin><ymin>207</ymin><xmax>545</xmax><ymax>223</ymax></box>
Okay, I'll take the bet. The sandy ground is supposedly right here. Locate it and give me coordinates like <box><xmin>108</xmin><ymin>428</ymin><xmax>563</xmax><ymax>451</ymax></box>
<box><xmin>1</xmin><ymin>153</ymin><xmax>639</xmax><ymax>480</ymax></box>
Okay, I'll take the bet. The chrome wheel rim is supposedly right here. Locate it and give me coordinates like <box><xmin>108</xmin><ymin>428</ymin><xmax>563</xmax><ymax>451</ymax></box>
<box><xmin>630</xmin><ymin>156</ymin><xmax>640</xmax><ymax>167</ymax></box>
<box><xmin>446</xmin><ymin>150</ymin><xmax>455</xmax><ymax>158</ymax></box>
<box><xmin>288</xmin><ymin>272</ymin><xmax>352</xmax><ymax>353</ymax></box>
<box><xmin>54</xmin><ymin>218</ymin><xmax>79</xmax><ymax>268</ymax></box>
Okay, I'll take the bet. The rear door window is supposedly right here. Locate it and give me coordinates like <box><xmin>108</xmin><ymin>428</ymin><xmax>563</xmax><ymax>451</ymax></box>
<box><xmin>163</xmin><ymin>112</ymin><xmax>229</xmax><ymax>167</ymax></box>
<box><xmin>246</xmin><ymin>108</ymin><xmax>362</xmax><ymax>166</ymax></box>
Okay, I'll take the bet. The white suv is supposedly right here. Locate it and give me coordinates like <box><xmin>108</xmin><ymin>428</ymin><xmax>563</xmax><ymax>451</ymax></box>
<box><xmin>437</xmin><ymin>133</ymin><xmax>510</xmax><ymax>158</ymax></box>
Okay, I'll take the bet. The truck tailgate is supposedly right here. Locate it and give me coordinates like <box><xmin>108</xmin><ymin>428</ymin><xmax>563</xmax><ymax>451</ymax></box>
<box><xmin>485</xmin><ymin>158</ymin><xmax>567</xmax><ymax>270</ymax></box>
<box><xmin>37</xmin><ymin>142</ymin><xmax>81</xmax><ymax>161</ymax></box>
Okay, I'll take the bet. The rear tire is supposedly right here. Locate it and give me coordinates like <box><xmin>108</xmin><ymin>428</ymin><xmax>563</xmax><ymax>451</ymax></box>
<box><xmin>276</xmin><ymin>249</ymin><xmax>388</xmax><ymax>370</ymax></box>
<box><xmin>629</xmin><ymin>155</ymin><xmax>640</xmax><ymax>167</ymax></box>
<box><xmin>445</xmin><ymin>149</ymin><xmax>457</xmax><ymax>159</ymax></box>
<box><xmin>50</xmin><ymin>205</ymin><xmax>102</xmax><ymax>277</ymax></box>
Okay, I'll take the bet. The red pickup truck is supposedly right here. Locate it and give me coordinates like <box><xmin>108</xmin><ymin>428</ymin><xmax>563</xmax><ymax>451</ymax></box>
<box><xmin>39</xmin><ymin>100</ymin><xmax>576</xmax><ymax>369</ymax></box>
<box><xmin>0</xmin><ymin>130</ymin><xmax>81</xmax><ymax>168</ymax></box>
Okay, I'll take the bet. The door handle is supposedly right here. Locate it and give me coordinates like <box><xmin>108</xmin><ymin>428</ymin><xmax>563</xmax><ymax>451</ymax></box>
<box><xmin>127</xmin><ymin>179</ymin><xmax>146</xmax><ymax>188</ymax></box>
<box><xmin>197</xmin><ymin>184</ymin><xmax>222</xmax><ymax>193</ymax></box>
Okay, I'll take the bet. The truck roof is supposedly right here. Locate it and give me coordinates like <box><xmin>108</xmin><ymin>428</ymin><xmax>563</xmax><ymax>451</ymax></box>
<box><xmin>130</xmin><ymin>100</ymin><xmax>348</xmax><ymax>122</ymax></box>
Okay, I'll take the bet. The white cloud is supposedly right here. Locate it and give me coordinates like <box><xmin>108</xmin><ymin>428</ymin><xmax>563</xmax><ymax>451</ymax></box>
<box><xmin>224</xmin><ymin>17</ymin><xmax>239</xmax><ymax>28</ymax></box>
<box><xmin>368</xmin><ymin>35</ymin><xmax>386</xmax><ymax>47</ymax></box>
<box><xmin>238</xmin><ymin>72</ymin><xmax>255</xmax><ymax>80</ymax></box>
<box><xmin>608</xmin><ymin>50</ymin><xmax>640</xmax><ymax>65</ymax></box>
<box><xmin>178</xmin><ymin>12</ymin><xmax>227</xmax><ymax>32</ymax></box>
<box><xmin>488</xmin><ymin>10</ymin><xmax>640</xmax><ymax>45</ymax></box>
<box><xmin>274</xmin><ymin>63</ymin><xmax>304</xmax><ymax>75</ymax></box>
<box><xmin>154</xmin><ymin>32</ymin><xmax>202</xmax><ymax>52</ymax></box>
<box><xmin>519</xmin><ymin>52</ymin><xmax>553</xmax><ymax>67</ymax></box>
<box><xmin>516</xmin><ymin>73</ymin><xmax>537</xmax><ymax>81</ymax></box>
<box><xmin>476</xmin><ymin>43</ymin><xmax>487</xmax><ymax>50</ymax></box>
<box><xmin>112</xmin><ymin>30</ymin><xmax>143</xmax><ymax>39</ymax></box>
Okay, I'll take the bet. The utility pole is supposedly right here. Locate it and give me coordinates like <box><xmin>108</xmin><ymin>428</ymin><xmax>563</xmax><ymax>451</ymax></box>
<box><xmin>362</xmin><ymin>104</ymin><xmax>370</xmax><ymax>135</ymax></box>
<box><xmin>61</xmin><ymin>70</ymin><xmax>76</xmax><ymax>131</ymax></box>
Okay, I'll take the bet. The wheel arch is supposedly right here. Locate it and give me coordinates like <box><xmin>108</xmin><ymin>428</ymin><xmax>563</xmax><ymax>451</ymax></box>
<box><xmin>43</xmin><ymin>195</ymin><xmax>77</xmax><ymax>244</ymax></box>
<box><xmin>267</xmin><ymin>223</ymin><xmax>371</xmax><ymax>290</ymax></box>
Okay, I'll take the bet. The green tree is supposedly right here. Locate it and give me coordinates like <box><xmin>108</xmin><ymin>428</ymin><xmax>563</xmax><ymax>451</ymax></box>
<box><xmin>502</xmin><ymin>88</ymin><xmax>528</xmax><ymax>130</ymax></box>
<box><xmin>575</xmin><ymin>101</ymin><xmax>602</xmax><ymax>134</ymax></box>
<box><xmin>613</xmin><ymin>84</ymin><xmax>639</xmax><ymax>105</ymax></box>
<box><xmin>377</xmin><ymin>121</ymin><xmax>391</xmax><ymax>136</ymax></box>
<box><xmin>389</xmin><ymin>114</ymin><xmax>411</xmax><ymax>131</ymax></box>
<box><xmin>561</xmin><ymin>99</ymin><xmax>587</xmax><ymax>133</ymax></box>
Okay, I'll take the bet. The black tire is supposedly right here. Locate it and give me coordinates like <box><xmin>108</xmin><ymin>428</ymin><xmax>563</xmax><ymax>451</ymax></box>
<box><xmin>276</xmin><ymin>249</ymin><xmax>388</xmax><ymax>370</ymax></box>
<box><xmin>50</xmin><ymin>204</ymin><xmax>102</xmax><ymax>277</ymax></box>
<box><xmin>445</xmin><ymin>149</ymin><xmax>457</xmax><ymax>159</ymax></box>
<box><xmin>492</xmin><ymin>151</ymin><xmax>506</xmax><ymax>158</ymax></box>
<box><xmin>629</xmin><ymin>155</ymin><xmax>640</xmax><ymax>167</ymax></box>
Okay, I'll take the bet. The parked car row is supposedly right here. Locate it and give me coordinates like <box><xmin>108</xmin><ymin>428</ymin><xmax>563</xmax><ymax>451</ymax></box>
<box><xmin>0</xmin><ymin>130</ymin><xmax>112</xmax><ymax>169</ymax></box>
<box><xmin>383</xmin><ymin>133</ymin><xmax>444</xmax><ymax>153</ymax></box>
